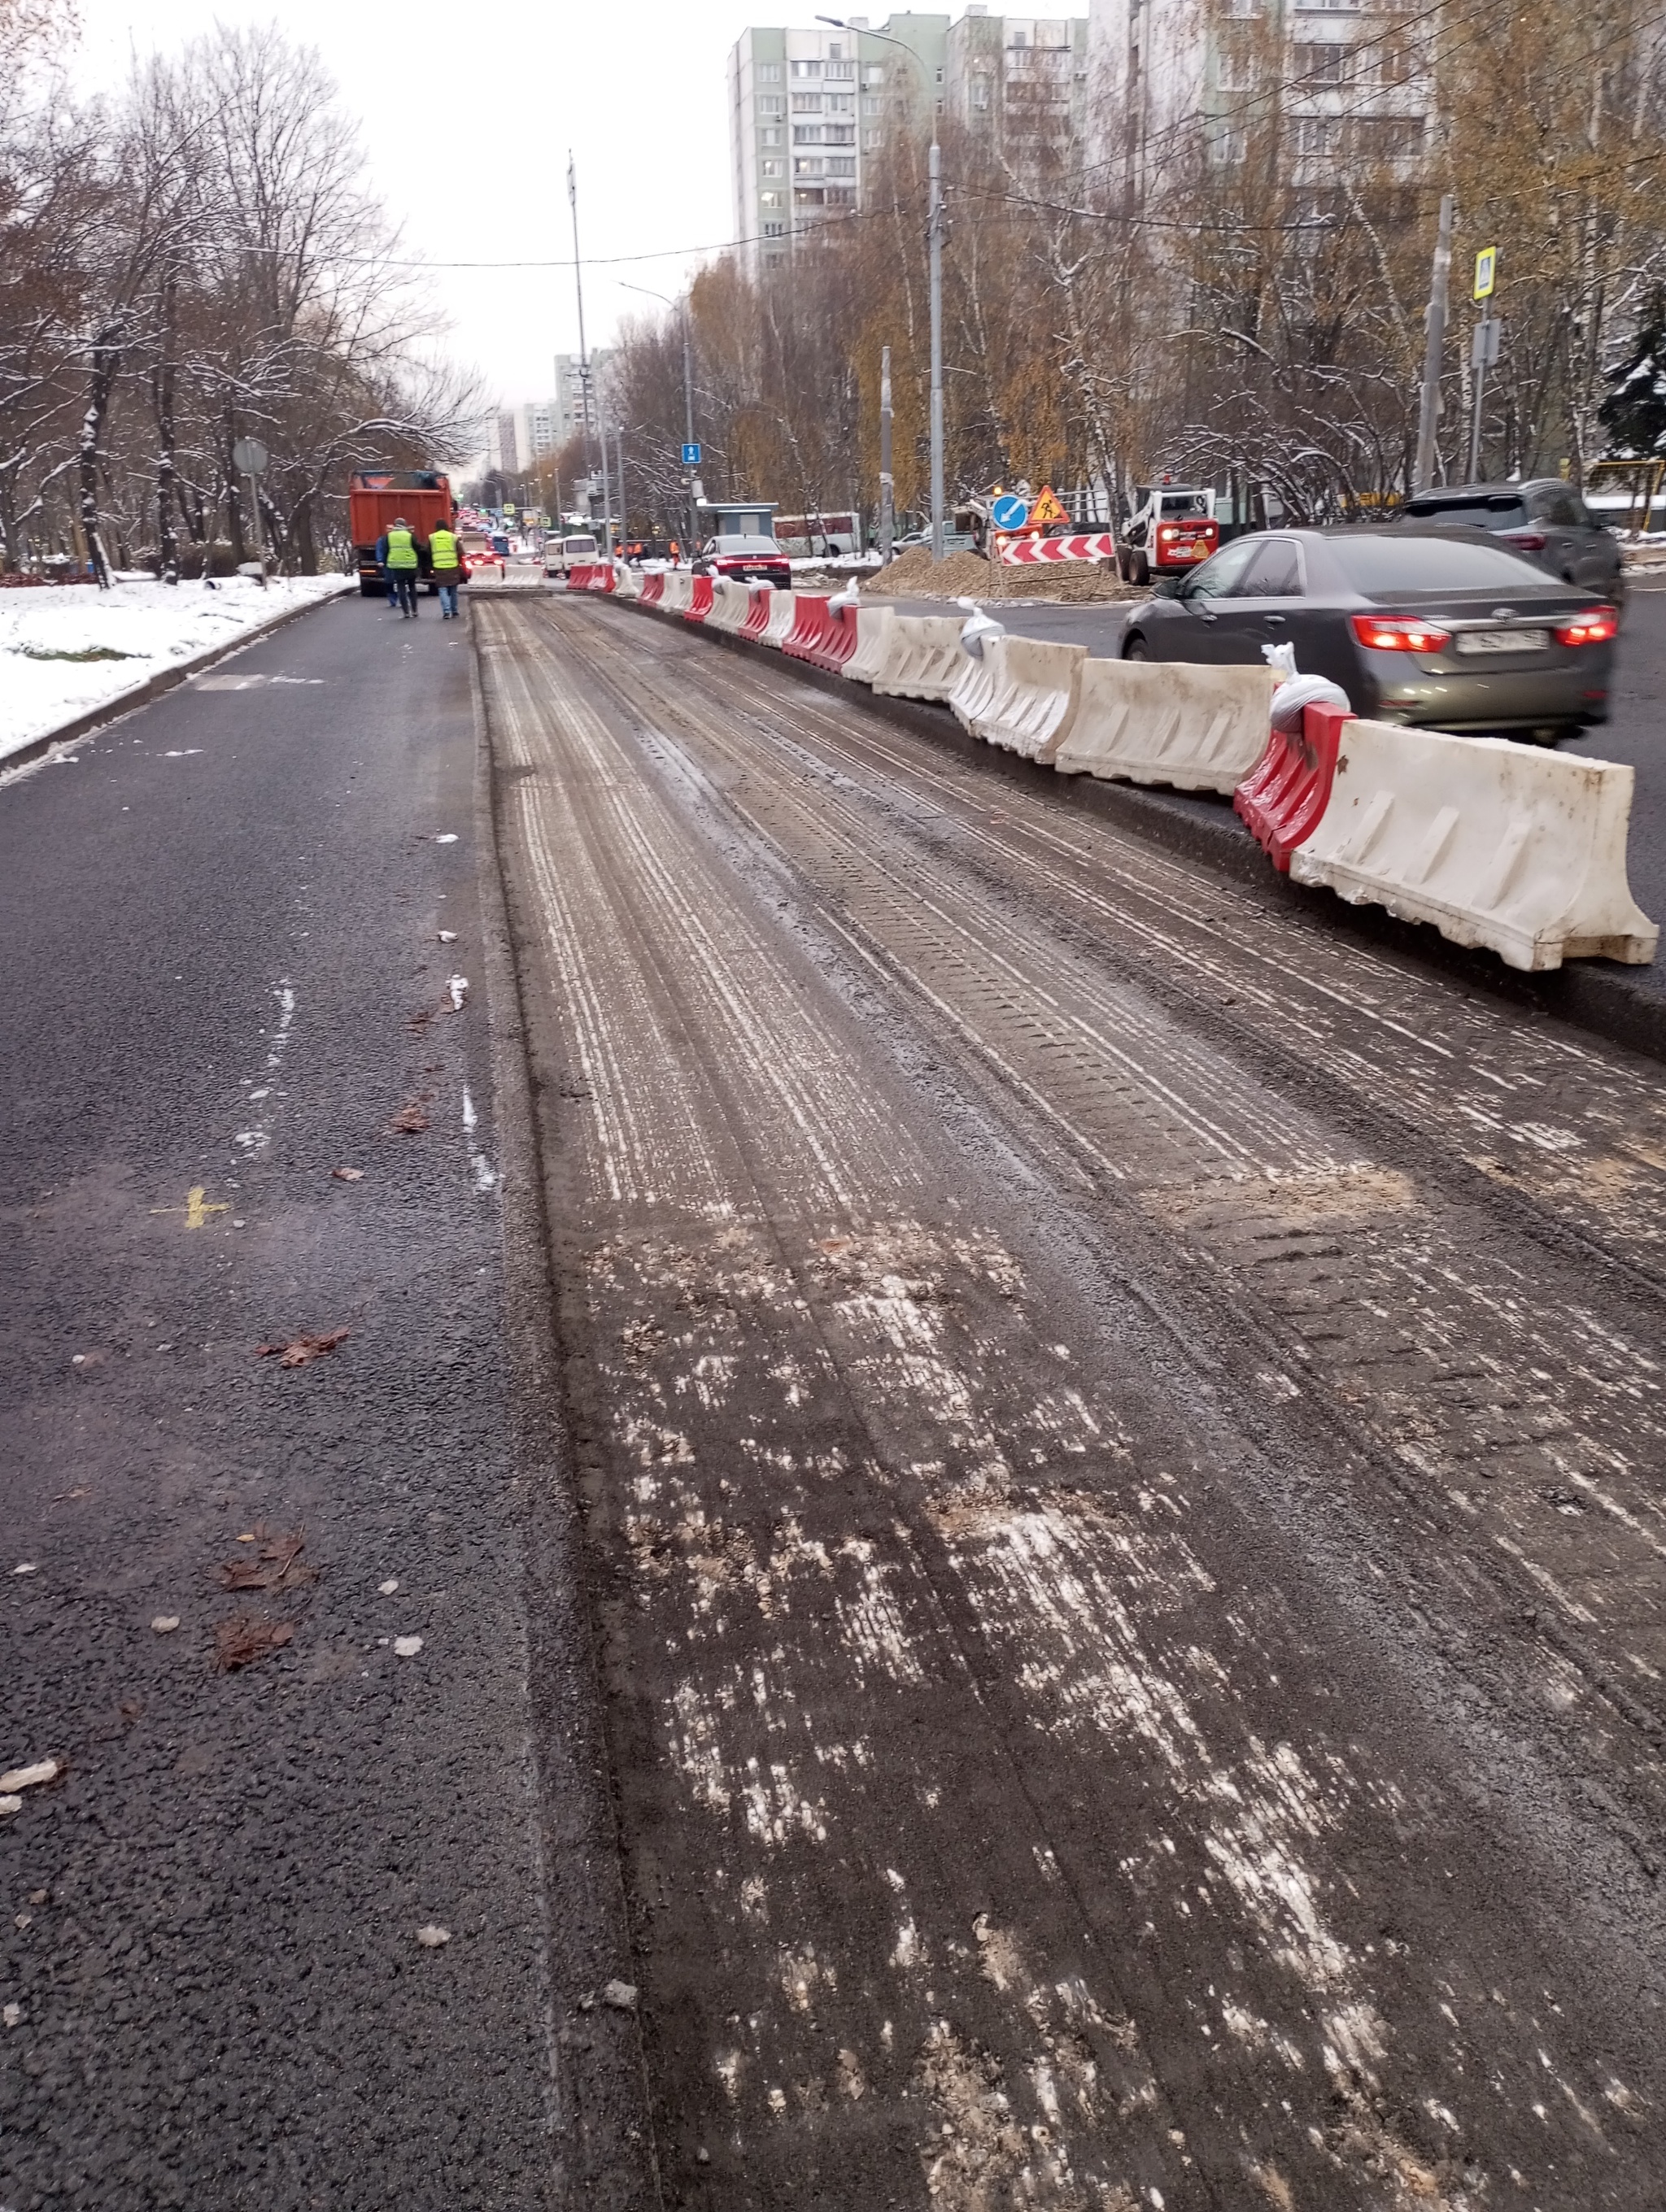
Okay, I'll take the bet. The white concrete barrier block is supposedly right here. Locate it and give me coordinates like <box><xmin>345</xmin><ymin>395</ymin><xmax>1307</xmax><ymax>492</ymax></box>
<box><xmin>843</xmin><ymin>604</ymin><xmax>896</xmax><ymax>684</ymax></box>
<box><xmin>1053</xmin><ymin>660</ymin><xmax>1278</xmax><ymax>793</ymax></box>
<box><xmin>1291</xmin><ymin>720</ymin><xmax>1659</xmax><ymax>970</ymax></box>
<box><xmin>707</xmin><ymin>579</ymin><xmax>751</xmax><ymax>633</ymax></box>
<box><xmin>954</xmin><ymin>635</ymin><xmax>1087</xmax><ymax>761</ymax></box>
<box><xmin>762</xmin><ymin>591</ymin><xmax>797</xmax><ymax>648</ymax></box>
<box><xmin>659</xmin><ymin>570</ymin><xmax>692</xmax><ymax>613</ymax></box>
<box><xmin>870</xmin><ymin>615</ymin><xmax>966</xmax><ymax>701</ymax></box>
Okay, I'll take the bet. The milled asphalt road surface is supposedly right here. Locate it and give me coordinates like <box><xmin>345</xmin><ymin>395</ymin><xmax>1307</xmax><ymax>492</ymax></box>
<box><xmin>7</xmin><ymin>571</ymin><xmax>1666</xmax><ymax>2208</ymax></box>
<box><xmin>0</xmin><ymin>592</ymin><xmax>651</xmax><ymax>2211</ymax></box>
<box><xmin>475</xmin><ymin>588</ymin><xmax>1666</xmax><ymax>2207</ymax></box>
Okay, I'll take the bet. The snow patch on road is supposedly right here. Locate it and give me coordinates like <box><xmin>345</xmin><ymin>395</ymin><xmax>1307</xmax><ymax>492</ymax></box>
<box><xmin>0</xmin><ymin>574</ymin><xmax>350</xmax><ymax>764</ymax></box>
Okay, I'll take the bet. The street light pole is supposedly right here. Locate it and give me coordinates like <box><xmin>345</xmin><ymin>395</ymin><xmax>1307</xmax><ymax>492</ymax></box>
<box><xmin>1414</xmin><ymin>191</ymin><xmax>1454</xmax><ymax>494</ymax></box>
<box><xmin>879</xmin><ymin>343</ymin><xmax>894</xmax><ymax>563</ymax></box>
<box><xmin>819</xmin><ymin>15</ymin><xmax>943</xmax><ymax>560</ymax></box>
<box><xmin>567</xmin><ymin>153</ymin><xmax>603</xmax><ymax>541</ymax></box>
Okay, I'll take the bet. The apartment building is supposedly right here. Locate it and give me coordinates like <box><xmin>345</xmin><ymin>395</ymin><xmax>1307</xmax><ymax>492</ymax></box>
<box><xmin>490</xmin><ymin>355</ymin><xmax>617</xmax><ymax>477</ymax></box>
<box><xmin>1088</xmin><ymin>0</ymin><xmax>1435</xmax><ymax>216</ymax></box>
<box><xmin>945</xmin><ymin>11</ymin><xmax>1089</xmax><ymax>169</ymax></box>
<box><xmin>730</xmin><ymin>11</ymin><xmax>1088</xmax><ymax>277</ymax></box>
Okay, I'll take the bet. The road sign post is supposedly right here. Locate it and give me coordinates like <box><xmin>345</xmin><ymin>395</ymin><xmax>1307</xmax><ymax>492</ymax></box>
<box><xmin>231</xmin><ymin>437</ymin><xmax>269</xmax><ymax>586</ymax></box>
<box><xmin>1468</xmin><ymin>246</ymin><xmax>1499</xmax><ymax>482</ymax></box>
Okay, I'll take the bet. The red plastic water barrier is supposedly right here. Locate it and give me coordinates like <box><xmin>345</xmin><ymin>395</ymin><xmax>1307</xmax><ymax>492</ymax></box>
<box><xmin>589</xmin><ymin>564</ymin><xmax>617</xmax><ymax>594</ymax></box>
<box><xmin>685</xmin><ymin>574</ymin><xmax>714</xmax><ymax>622</ymax></box>
<box><xmin>788</xmin><ymin>598</ymin><xmax>859</xmax><ymax>673</ymax></box>
<box><xmin>741</xmin><ymin>586</ymin><xmax>772</xmax><ymax>639</ymax></box>
<box><xmin>1233</xmin><ymin>701</ymin><xmax>1350</xmax><ymax>872</ymax></box>
<box><xmin>781</xmin><ymin>593</ymin><xmax>831</xmax><ymax>661</ymax></box>
<box><xmin>639</xmin><ymin>572</ymin><xmax>665</xmax><ymax>605</ymax></box>
<box><xmin>567</xmin><ymin>564</ymin><xmax>594</xmax><ymax>589</ymax></box>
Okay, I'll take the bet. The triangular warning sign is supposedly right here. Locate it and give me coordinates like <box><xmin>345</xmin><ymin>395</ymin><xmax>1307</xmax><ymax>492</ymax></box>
<box><xmin>1028</xmin><ymin>485</ymin><xmax>1067</xmax><ymax>525</ymax></box>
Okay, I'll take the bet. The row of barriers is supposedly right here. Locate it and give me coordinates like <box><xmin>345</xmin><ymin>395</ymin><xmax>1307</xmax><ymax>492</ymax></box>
<box><xmin>563</xmin><ymin>564</ymin><xmax>1657</xmax><ymax>973</ymax></box>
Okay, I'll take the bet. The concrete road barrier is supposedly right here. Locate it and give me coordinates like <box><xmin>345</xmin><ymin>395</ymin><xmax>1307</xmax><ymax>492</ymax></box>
<box><xmin>870</xmin><ymin>614</ymin><xmax>968</xmax><ymax>702</ymax></box>
<box><xmin>686</xmin><ymin>575</ymin><xmax>715</xmax><ymax>623</ymax></box>
<box><xmin>660</xmin><ymin>571</ymin><xmax>692</xmax><ymax>614</ymax></box>
<box><xmin>1290</xmin><ymin>719</ymin><xmax>1659</xmax><ymax>970</ymax></box>
<box><xmin>614</xmin><ymin>566</ymin><xmax>641</xmax><ymax>600</ymax></box>
<box><xmin>762</xmin><ymin>592</ymin><xmax>798</xmax><ymax>649</ymax></box>
<box><xmin>1053</xmin><ymin>660</ymin><xmax>1278</xmax><ymax>792</ymax></box>
<box><xmin>706</xmin><ymin>579</ymin><xmax>752</xmax><ymax>633</ymax></box>
<box><xmin>843</xmin><ymin>605</ymin><xmax>896</xmax><ymax>684</ymax></box>
<box><xmin>952</xmin><ymin>635</ymin><xmax>1087</xmax><ymax>762</ymax></box>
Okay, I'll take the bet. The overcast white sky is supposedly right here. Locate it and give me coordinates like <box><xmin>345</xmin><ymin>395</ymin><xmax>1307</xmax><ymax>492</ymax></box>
<box><xmin>72</xmin><ymin>1</ymin><xmax>1088</xmax><ymax>411</ymax></box>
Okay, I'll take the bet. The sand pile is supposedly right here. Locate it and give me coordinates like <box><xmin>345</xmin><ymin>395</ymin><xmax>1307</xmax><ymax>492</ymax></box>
<box><xmin>862</xmin><ymin>546</ymin><xmax>1142</xmax><ymax>603</ymax></box>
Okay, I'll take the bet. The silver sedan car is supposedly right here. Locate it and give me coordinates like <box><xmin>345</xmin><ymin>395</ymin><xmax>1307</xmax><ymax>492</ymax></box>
<box><xmin>1121</xmin><ymin>527</ymin><xmax>1620</xmax><ymax>741</ymax></box>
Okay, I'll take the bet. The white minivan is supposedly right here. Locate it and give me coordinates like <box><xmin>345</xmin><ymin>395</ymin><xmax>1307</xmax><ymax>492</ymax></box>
<box><xmin>545</xmin><ymin>533</ymin><xmax>598</xmax><ymax>577</ymax></box>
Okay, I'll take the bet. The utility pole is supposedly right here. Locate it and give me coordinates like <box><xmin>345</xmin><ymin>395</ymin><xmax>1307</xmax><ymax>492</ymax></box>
<box><xmin>567</xmin><ymin>153</ymin><xmax>604</xmax><ymax>543</ymax></box>
<box><xmin>598</xmin><ymin>410</ymin><xmax>613</xmax><ymax>559</ymax></box>
<box><xmin>928</xmin><ymin>137</ymin><xmax>945</xmax><ymax>560</ymax></box>
<box><xmin>879</xmin><ymin>343</ymin><xmax>894</xmax><ymax>563</ymax></box>
<box><xmin>1413</xmin><ymin>191</ymin><xmax>1454</xmax><ymax>494</ymax></box>
<box><xmin>615</xmin><ymin>421</ymin><xmax>627</xmax><ymax>546</ymax></box>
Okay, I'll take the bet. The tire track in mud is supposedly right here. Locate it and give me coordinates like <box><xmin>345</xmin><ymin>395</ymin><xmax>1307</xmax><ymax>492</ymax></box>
<box><xmin>478</xmin><ymin>600</ymin><xmax>1666</xmax><ymax>2210</ymax></box>
<box><xmin>538</xmin><ymin>603</ymin><xmax>1666</xmax><ymax>1809</ymax></box>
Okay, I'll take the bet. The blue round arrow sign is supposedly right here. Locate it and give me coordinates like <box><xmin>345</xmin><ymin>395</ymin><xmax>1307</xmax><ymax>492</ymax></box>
<box><xmin>991</xmin><ymin>493</ymin><xmax>1029</xmax><ymax>530</ymax></box>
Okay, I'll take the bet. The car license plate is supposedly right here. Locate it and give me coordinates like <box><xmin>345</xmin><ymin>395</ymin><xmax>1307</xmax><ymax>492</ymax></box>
<box><xmin>1455</xmin><ymin>628</ymin><xmax>1550</xmax><ymax>655</ymax></box>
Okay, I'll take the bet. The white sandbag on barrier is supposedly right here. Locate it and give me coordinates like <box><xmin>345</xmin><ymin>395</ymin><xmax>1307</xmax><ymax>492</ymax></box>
<box><xmin>1053</xmin><ymin>659</ymin><xmax>1279</xmax><ymax>793</ymax></box>
<box><xmin>659</xmin><ymin>570</ymin><xmax>692</xmax><ymax>613</ymax></box>
<box><xmin>762</xmin><ymin>591</ymin><xmax>797</xmax><ymax>647</ymax></box>
<box><xmin>842</xmin><ymin>604</ymin><xmax>896</xmax><ymax>683</ymax></box>
<box><xmin>1290</xmin><ymin>720</ymin><xmax>1659</xmax><ymax>971</ymax></box>
<box><xmin>870</xmin><ymin>614</ymin><xmax>968</xmax><ymax>702</ymax></box>
<box><xmin>613</xmin><ymin>564</ymin><xmax>640</xmax><ymax>599</ymax></box>
<box><xmin>706</xmin><ymin>579</ymin><xmax>752</xmax><ymax>632</ymax></box>
<box><xmin>952</xmin><ymin>635</ymin><xmax>1087</xmax><ymax>761</ymax></box>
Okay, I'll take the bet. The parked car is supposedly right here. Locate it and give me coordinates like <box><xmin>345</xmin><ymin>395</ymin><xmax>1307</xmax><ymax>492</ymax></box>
<box><xmin>544</xmin><ymin>533</ymin><xmax>598</xmax><ymax>577</ymax></box>
<box><xmin>1120</xmin><ymin>527</ymin><xmax>1619</xmax><ymax>742</ymax></box>
<box><xmin>692</xmin><ymin>533</ymin><xmax>791</xmax><ymax>588</ymax></box>
<box><xmin>1389</xmin><ymin>479</ymin><xmax>1625</xmax><ymax>605</ymax></box>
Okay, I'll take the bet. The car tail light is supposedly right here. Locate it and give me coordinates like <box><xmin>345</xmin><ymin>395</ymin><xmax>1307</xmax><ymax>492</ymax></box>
<box><xmin>1555</xmin><ymin>606</ymin><xmax>1619</xmax><ymax>647</ymax></box>
<box><xmin>1350</xmin><ymin>614</ymin><xmax>1452</xmax><ymax>653</ymax></box>
<box><xmin>1501</xmin><ymin>528</ymin><xmax>1547</xmax><ymax>552</ymax></box>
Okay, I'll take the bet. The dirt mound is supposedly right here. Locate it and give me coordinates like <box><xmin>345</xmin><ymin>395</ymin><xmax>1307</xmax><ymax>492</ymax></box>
<box><xmin>861</xmin><ymin>547</ymin><xmax>1141</xmax><ymax>604</ymax></box>
<box><xmin>988</xmin><ymin>562</ymin><xmax>1144</xmax><ymax>603</ymax></box>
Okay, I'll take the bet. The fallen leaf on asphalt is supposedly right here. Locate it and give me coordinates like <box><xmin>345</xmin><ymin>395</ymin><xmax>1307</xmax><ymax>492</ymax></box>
<box><xmin>213</xmin><ymin>1614</ymin><xmax>294</xmax><ymax>1670</ymax></box>
<box><xmin>331</xmin><ymin>1166</ymin><xmax>364</xmax><ymax>1182</ymax></box>
<box><xmin>378</xmin><ymin>1578</ymin><xmax>399</xmax><ymax>1595</ymax></box>
<box><xmin>602</xmin><ymin>1979</ymin><xmax>639</xmax><ymax>2013</ymax></box>
<box><xmin>217</xmin><ymin>1524</ymin><xmax>315</xmax><ymax>1593</ymax></box>
<box><xmin>406</xmin><ymin>1008</ymin><xmax>435</xmax><ymax>1034</ymax></box>
<box><xmin>255</xmin><ymin>1329</ymin><xmax>350</xmax><ymax>1368</ymax></box>
<box><xmin>387</xmin><ymin>1101</ymin><xmax>430</xmax><ymax>1134</ymax></box>
<box><xmin>12</xmin><ymin>1562</ymin><xmax>38</xmax><ymax>1576</ymax></box>
<box><xmin>437</xmin><ymin>930</ymin><xmax>457</xmax><ymax>943</ymax></box>
<box><xmin>151</xmin><ymin>1615</ymin><xmax>181</xmax><ymax>1634</ymax></box>
<box><xmin>393</xmin><ymin>1635</ymin><xmax>423</xmax><ymax>1657</ymax></box>
<box><xmin>0</xmin><ymin>1759</ymin><xmax>61</xmax><ymax>1794</ymax></box>
<box><xmin>416</xmin><ymin>1924</ymin><xmax>451</xmax><ymax>1948</ymax></box>
<box><xmin>434</xmin><ymin>833</ymin><xmax>458</xmax><ymax>844</ymax></box>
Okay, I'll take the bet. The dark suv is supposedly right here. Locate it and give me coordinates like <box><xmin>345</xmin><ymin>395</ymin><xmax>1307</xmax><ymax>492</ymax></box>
<box><xmin>1392</xmin><ymin>480</ymin><xmax>1624</xmax><ymax>604</ymax></box>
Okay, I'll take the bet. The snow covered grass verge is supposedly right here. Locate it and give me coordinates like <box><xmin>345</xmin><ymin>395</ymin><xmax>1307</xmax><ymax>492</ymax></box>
<box><xmin>1</xmin><ymin>573</ymin><xmax>351</xmax><ymax>767</ymax></box>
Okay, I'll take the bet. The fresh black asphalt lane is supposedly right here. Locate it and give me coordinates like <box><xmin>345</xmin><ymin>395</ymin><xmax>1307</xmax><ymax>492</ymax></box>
<box><xmin>0</xmin><ymin>593</ymin><xmax>648</xmax><ymax>2210</ymax></box>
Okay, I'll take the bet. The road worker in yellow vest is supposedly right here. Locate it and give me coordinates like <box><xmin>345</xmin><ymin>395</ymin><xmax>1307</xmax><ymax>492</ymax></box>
<box><xmin>384</xmin><ymin>516</ymin><xmax>421</xmax><ymax>619</ymax></box>
<box><xmin>429</xmin><ymin>521</ymin><xmax>464</xmax><ymax>620</ymax></box>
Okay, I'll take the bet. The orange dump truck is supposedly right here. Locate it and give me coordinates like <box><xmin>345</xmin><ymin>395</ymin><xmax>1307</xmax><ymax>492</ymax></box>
<box><xmin>348</xmin><ymin>470</ymin><xmax>454</xmax><ymax>597</ymax></box>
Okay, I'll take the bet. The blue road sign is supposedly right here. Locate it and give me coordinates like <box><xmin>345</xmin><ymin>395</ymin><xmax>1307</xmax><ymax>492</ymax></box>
<box><xmin>681</xmin><ymin>442</ymin><xmax>702</xmax><ymax>467</ymax></box>
<box><xmin>991</xmin><ymin>492</ymin><xmax>1029</xmax><ymax>530</ymax></box>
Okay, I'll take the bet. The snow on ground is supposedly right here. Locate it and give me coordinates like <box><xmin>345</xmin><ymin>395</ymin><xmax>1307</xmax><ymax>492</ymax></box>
<box><xmin>0</xmin><ymin>573</ymin><xmax>351</xmax><ymax>766</ymax></box>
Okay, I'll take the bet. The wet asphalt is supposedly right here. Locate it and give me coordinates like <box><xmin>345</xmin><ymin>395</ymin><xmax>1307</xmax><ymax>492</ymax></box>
<box><xmin>0</xmin><ymin>593</ymin><xmax>641</xmax><ymax>2210</ymax></box>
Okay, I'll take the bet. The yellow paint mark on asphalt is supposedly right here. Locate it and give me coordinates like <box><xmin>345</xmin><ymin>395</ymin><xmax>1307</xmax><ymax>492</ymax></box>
<box><xmin>150</xmin><ymin>1185</ymin><xmax>229</xmax><ymax>1229</ymax></box>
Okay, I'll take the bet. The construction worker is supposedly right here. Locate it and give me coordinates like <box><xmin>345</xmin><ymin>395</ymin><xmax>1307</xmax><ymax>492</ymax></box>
<box><xmin>384</xmin><ymin>515</ymin><xmax>421</xmax><ymax>617</ymax></box>
<box><xmin>429</xmin><ymin>519</ymin><xmax>464</xmax><ymax>619</ymax></box>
